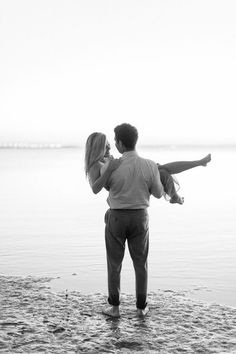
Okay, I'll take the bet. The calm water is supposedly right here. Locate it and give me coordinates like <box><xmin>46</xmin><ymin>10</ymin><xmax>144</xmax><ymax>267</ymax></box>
<box><xmin>0</xmin><ymin>147</ymin><xmax>236</xmax><ymax>307</ymax></box>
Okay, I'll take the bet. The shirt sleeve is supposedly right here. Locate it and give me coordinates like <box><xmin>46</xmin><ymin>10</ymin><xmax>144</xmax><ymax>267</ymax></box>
<box><xmin>149</xmin><ymin>162</ymin><xmax>164</xmax><ymax>199</ymax></box>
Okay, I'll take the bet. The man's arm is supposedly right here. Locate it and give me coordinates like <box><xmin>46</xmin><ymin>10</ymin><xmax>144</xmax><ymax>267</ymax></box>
<box><xmin>150</xmin><ymin>163</ymin><xmax>164</xmax><ymax>199</ymax></box>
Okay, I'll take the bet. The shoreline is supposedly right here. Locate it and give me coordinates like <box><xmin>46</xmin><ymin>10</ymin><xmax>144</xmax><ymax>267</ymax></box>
<box><xmin>1</xmin><ymin>275</ymin><xmax>236</xmax><ymax>353</ymax></box>
<box><xmin>49</xmin><ymin>274</ymin><xmax>236</xmax><ymax>309</ymax></box>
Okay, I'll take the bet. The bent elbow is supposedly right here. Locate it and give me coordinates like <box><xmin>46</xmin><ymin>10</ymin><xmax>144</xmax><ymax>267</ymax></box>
<box><xmin>153</xmin><ymin>188</ymin><xmax>164</xmax><ymax>199</ymax></box>
<box><xmin>91</xmin><ymin>185</ymin><xmax>101</xmax><ymax>194</ymax></box>
<box><xmin>155</xmin><ymin>192</ymin><xmax>163</xmax><ymax>199</ymax></box>
<box><xmin>159</xmin><ymin>188</ymin><xmax>165</xmax><ymax>198</ymax></box>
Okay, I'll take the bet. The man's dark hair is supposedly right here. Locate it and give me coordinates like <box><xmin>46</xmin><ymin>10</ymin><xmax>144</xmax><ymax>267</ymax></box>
<box><xmin>114</xmin><ymin>123</ymin><xmax>138</xmax><ymax>150</ymax></box>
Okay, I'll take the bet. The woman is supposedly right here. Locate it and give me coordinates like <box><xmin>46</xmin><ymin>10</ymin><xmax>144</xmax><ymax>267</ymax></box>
<box><xmin>84</xmin><ymin>132</ymin><xmax>122</xmax><ymax>194</ymax></box>
<box><xmin>85</xmin><ymin>132</ymin><xmax>211</xmax><ymax>203</ymax></box>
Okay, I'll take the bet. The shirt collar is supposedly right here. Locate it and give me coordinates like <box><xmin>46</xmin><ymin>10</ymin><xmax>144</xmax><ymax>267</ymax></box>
<box><xmin>122</xmin><ymin>150</ymin><xmax>138</xmax><ymax>159</ymax></box>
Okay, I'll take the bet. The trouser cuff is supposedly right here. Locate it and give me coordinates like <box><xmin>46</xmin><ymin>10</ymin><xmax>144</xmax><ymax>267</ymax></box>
<box><xmin>108</xmin><ymin>295</ymin><xmax>120</xmax><ymax>307</ymax></box>
<box><xmin>136</xmin><ymin>294</ymin><xmax>147</xmax><ymax>309</ymax></box>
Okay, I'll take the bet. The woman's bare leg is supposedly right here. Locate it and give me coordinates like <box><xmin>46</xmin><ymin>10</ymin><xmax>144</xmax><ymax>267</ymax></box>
<box><xmin>159</xmin><ymin>168</ymin><xmax>184</xmax><ymax>205</ymax></box>
<box><xmin>158</xmin><ymin>154</ymin><xmax>211</xmax><ymax>175</ymax></box>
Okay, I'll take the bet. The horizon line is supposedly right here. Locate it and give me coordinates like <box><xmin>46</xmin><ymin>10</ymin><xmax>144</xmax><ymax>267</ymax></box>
<box><xmin>0</xmin><ymin>142</ymin><xmax>236</xmax><ymax>149</ymax></box>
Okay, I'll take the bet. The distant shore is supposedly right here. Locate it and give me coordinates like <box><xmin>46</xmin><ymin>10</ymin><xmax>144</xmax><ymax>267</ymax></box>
<box><xmin>1</xmin><ymin>275</ymin><xmax>236</xmax><ymax>353</ymax></box>
<box><xmin>1</xmin><ymin>143</ymin><xmax>236</xmax><ymax>150</ymax></box>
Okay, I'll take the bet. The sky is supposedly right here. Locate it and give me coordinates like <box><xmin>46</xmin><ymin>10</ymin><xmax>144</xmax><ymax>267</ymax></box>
<box><xmin>0</xmin><ymin>0</ymin><xmax>235</xmax><ymax>146</ymax></box>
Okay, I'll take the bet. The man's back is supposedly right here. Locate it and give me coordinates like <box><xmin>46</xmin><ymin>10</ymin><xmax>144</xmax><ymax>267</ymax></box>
<box><xmin>107</xmin><ymin>150</ymin><xmax>163</xmax><ymax>209</ymax></box>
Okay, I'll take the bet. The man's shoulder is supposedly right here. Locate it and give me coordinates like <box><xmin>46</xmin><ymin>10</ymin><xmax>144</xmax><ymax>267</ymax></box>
<box><xmin>138</xmin><ymin>155</ymin><xmax>157</xmax><ymax>167</ymax></box>
<box><xmin>137</xmin><ymin>156</ymin><xmax>159</xmax><ymax>178</ymax></box>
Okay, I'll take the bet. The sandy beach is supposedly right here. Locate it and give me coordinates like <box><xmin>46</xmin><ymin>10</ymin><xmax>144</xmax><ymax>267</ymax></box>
<box><xmin>0</xmin><ymin>275</ymin><xmax>236</xmax><ymax>353</ymax></box>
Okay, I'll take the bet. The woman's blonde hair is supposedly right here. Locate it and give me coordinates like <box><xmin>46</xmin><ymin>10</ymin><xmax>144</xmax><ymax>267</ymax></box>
<box><xmin>84</xmin><ymin>132</ymin><xmax>107</xmax><ymax>176</ymax></box>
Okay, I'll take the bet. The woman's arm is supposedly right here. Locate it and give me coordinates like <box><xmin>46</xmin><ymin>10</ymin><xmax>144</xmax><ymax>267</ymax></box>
<box><xmin>158</xmin><ymin>154</ymin><xmax>211</xmax><ymax>175</ymax></box>
<box><xmin>88</xmin><ymin>159</ymin><xmax>121</xmax><ymax>194</ymax></box>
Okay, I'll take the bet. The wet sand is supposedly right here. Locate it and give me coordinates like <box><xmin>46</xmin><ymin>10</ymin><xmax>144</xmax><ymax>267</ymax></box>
<box><xmin>0</xmin><ymin>275</ymin><xmax>236</xmax><ymax>353</ymax></box>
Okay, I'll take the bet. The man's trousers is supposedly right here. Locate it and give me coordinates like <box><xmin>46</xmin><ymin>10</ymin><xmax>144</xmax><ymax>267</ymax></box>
<box><xmin>104</xmin><ymin>208</ymin><xmax>149</xmax><ymax>310</ymax></box>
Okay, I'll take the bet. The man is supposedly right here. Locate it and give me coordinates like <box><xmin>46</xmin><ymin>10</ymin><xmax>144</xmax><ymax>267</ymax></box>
<box><xmin>103</xmin><ymin>123</ymin><xmax>164</xmax><ymax>318</ymax></box>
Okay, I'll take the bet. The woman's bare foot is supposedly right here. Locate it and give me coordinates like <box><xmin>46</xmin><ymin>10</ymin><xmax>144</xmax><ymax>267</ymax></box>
<box><xmin>170</xmin><ymin>194</ymin><xmax>184</xmax><ymax>205</ymax></box>
<box><xmin>201</xmin><ymin>154</ymin><xmax>211</xmax><ymax>167</ymax></box>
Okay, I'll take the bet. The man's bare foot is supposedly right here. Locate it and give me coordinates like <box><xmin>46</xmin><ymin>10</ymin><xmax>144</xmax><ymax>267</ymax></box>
<box><xmin>102</xmin><ymin>305</ymin><xmax>120</xmax><ymax>318</ymax></box>
<box><xmin>137</xmin><ymin>306</ymin><xmax>150</xmax><ymax>318</ymax></box>
<box><xmin>170</xmin><ymin>194</ymin><xmax>184</xmax><ymax>204</ymax></box>
<box><xmin>201</xmin><ymin>154</ymin><xmax>211</xmax><ymax>167</ymax></box>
